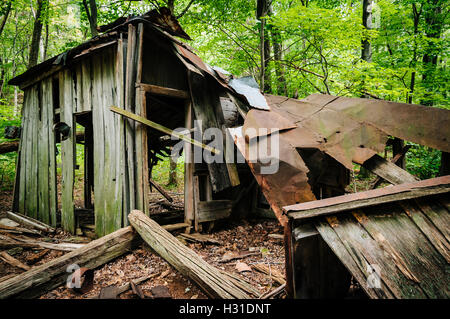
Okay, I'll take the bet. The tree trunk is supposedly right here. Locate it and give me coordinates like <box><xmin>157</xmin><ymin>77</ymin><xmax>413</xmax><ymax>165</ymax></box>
<box><xmin>272</xmin><ymin>26</ymin><xmax>287</xmax><ymax>96</ymax></box>
<box><xmin>28</xmin><ymin>0</ymin><xmax>46</xmax><ymax>68</ymax></box>
<box><xmin>168</xmin><ymin>155</ymin><xmax>178</xmax><ymax>186</ymax></box>
<box><xmin>361</xmin><ymin>0</ymin><xmax>373</xmax><ymax>63</ymax></box>
<box><xmin>82</xmin><ymin>0</ymin><xmax>98</xmax><ymax>37</ymax></box>
<box><xmin>421</xmin><ymin>0</ymin><xmax>443</xmax><ymax>106</ymax></box>
<box><xmin>0</xmin><ymin>0</ymin><xmax>12</xmax><ymax>38</ymax></box>
<box><xmin>359</xmin><ymin>0</ymin><xmax>373</xmax><ymax>178</ymax></box>
<box><xmin>257</xmin><ymin>0</ymin><xmax>272</xmax><ymax>93</ymax></box>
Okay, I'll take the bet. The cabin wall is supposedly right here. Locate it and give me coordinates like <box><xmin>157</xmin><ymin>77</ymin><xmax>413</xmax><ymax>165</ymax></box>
<box><xmin>14</xmin><ymin>44</ymin><xmax>130</xmax><ymax>237</ymax></box>
<box><xmin>15</xmin><ymin>79</ymin><xmax>58</xmax><ymax>227</ymax></box>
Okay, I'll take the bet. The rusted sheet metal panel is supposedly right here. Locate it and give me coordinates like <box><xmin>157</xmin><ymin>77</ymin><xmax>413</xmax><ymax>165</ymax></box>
<box><xmin>303</xmin><ymin>94</ymin><xmax>450</xmax><ymax>153</ymax></box>
<box><xmin>229</xmin><ymin>126</ymin><xmax>316</xmax><ymax>227</ymax></box>
<box><xmin>315</xmin><ymin>196</ymin><xmax>450</xmax><ymax>298</ymax></box>
<box><xmin>265</xmin><ymin>94</ymin><xmax>388</xmax><ymax>168</ymax></box>
<box><xmin>284</xmin><ymin>175</ymin><xmax>450</xmax><ymax>218</ymax></box>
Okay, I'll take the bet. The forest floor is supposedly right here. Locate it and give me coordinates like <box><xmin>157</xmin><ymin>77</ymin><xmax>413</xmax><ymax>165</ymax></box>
<box><xmin>0</xmin><ymin>188</ymin><xmax>286</xmax><ymax>299</ymax></box>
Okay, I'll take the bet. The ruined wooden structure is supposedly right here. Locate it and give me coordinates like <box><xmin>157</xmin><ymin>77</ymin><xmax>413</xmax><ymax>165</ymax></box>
<box><xmin>9</xmin><ymin>9</ymin><xmax>450</xmax><ymax>299</ymax></box>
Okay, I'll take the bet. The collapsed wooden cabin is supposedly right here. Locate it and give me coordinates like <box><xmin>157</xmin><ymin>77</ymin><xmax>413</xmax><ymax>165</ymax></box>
<box><xmin>8</xmin><ymin>9</ymin><xmax>450</xmax><ymax>299</ymax></box>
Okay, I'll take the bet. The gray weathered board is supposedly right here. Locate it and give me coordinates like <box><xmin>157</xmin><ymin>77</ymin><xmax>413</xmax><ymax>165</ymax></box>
<box><xmin>315</xmin><ymin>195</ymin><xmax>450</xmax><ymax>299</ymax></box>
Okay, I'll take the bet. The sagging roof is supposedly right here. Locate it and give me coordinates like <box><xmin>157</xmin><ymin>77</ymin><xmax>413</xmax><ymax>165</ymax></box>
<box><xmin>230</xmin><ymin>93</ymin><xmax>450</xmax><ymax>225</ymax></box>
<box><xmin>284</xmin><ymin>176</ymin><xmax>450</xmax><ymax>298</ymax></box>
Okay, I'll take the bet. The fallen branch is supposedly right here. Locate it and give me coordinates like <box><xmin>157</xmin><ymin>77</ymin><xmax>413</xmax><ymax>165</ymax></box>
<box><xmin>0</xmin><ymin>251</ymin><xmax>30</xmax><ymax>271</ymax></box>
<box><xmin>128</xmin><ymin>210</ymin><xmax>250</xmax><ymax>299</ymax></box>
<box><xmin>0</xmin><ymin>226</ymin><xmax>137</xmax><ymax>299</ymax></box>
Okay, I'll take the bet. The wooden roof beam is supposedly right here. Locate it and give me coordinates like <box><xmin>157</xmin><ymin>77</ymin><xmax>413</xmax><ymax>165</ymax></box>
<box><xmin>285</xmin><ymin>175</ymin><xmax>450</xmax><ymax>221</ymax></box>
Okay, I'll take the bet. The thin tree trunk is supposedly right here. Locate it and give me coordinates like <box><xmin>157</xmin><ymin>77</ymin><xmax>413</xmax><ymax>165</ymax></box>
<box><xmin>361</xmin><ymin>0</ymin><xmax>372</xmax><ymax>63</ymax></box>
<box><xmin>0</xmin><ymin>0</ymin><xmax>12</xmax><ymax>38</ymax></box>
<box><xmin>82</xmin><ymin>0</ymin><xmax>98</xmax><ymax>37</ymax></box>
<box><xmin>168</xmin><ymin>154</ymin><xmax>178</xmax><ymax>186</ymax></box>
<box><xmin>359</xmin><ymin>0</ymin><xmax>373</xmax><ymax>177</ymax></box>
<box><xmin>28</xmin><ymin>0</ymin><xmax>46</xmax><ymax>68</ymax></box>
<box><xmin>272</xmin><ymin>27</ymin><xmax>287</xmax><ymax>96</ymax></box>
<box><xmin>257</xmin><ymin>0</ymin><xmax>272</xmax><ymax>93</ymax></box>
<box><xmin>421</xmin><ymin>0</ymin><xmax>443</xmax><ymax>106</ymax></box>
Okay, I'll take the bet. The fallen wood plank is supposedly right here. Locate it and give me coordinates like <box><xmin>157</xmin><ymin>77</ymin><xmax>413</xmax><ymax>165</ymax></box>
<box><xmin>0</xmin><ymin>226</ymin><xmax>137</xmax><ymax>299</ymax></box>
<box><xmin>252</xmin><ymin>264</ymin><xmax>285</xmax><ymax>285</ymax></box>
<box><xmin>149</xmin><ymin>178</ymin><xmax>173</xmax><ymax>202</ymax></box>
<box><xmin>6</xmin><ymin>211</ymin><xmax>55</xmax><ymax>233</ymax></box>
<box><xmin>362</xmin><ymin>154</ymin><xmax>418</xmax><ymax>185</ymax></box>
<box><xmin>110</xmin><ymin>106</ymin><xmax>221</xmax><ymax>154</ymax></box>
<box><xmin>260</xmin><ymin>283</ymin><xmax>286</xmax><ymax>299</ymax></box>
<box><xmin>6</xmin><ymin>235</ymin><xmax>84</xmax><ymax>252</ymax></box>
<box><xmin>128</xmin><ymin>210</ymin><xmax>250</xmax><ymax>299</ymax></box>
<box><xmin>162</xmin><ymin>223</ymin><xmax>190</xmax><ymax>232</ymax></box>
<box><xmin>371</xmin><ymin>145</ymin><xmax>411</xmax><ymax>189</ymax></box>
<box><xmin>0</xmin><ymin>251</ymin><xmax>30</xmax><ymax>271</ymax></box>
<box><xmin>178</xmin><ymin>233</ymin><xmax>221</xmax><ymax>245</ymax></box>
<box><xmin>0</xmin><ymin>224</ymin><xmax>41</xmax><ymax>236</ymax></box>
<box><xmin>285</xmin><ymin>176</ymin><xmax>450</xmax><ymax>220</ymax></box>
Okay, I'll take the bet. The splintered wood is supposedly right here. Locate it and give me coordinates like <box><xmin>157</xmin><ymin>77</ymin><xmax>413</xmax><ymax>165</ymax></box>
<box><xmin>128</xmin><ymin>210</ymin><xmax>250</xmax><ymax>299</ymax></box>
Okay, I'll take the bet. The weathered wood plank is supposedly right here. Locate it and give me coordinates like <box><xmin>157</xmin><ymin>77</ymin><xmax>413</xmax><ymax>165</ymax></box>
<box><xmin>124</xmin><ymin>23</ymin><xmax>137</xmax><ymax>225</ymax></box>
<box><xmin>197</xmin><ymin>200</ymin><xmax>232</xmax><ymax>223</ymax></box>
<box><xmin>6</xmin><ymin>211</ymin><xmax>55</xmax><ymax>233</ymax></box>
<box><xmin>17</xmin><ymin>89</ymin><xmax>30</xmax><ymax>214</ymax></box>
<box><xmin>128</xmin><ymin>210</ymin><xmax>250</xmax><ymax>299</ymax></box>
<box><xmin>362</xmin><ymin>154</ymin><xmax>418</xmax><ymax>185</ymax></box>
<box><xmin>326</xmin><ymin>213</ymin><xmax>422</xmax><ymax>298</ymax></box>
<box><xmin>46</xmin><ymin>78</ymin><xmax>57</xmax><ymax>227</ymax></box>
<box><xmin>353</xmin><ymin>207</ymin><xmax>449</xmax><ymax>298</ymax></box>
<box><xmin>137</xmin><ymin>83</ymin><xmax>189</xmax><ymax>99</ymax></box>
<box><xmin>92</xmin><ymin>53</ymin><xmax>106</xmax><ymax>237</ymax></box>
<box><xmin>184</xmin><ymin>99</ymin><xmax>195</xmax><ymax>232</ymax></box>
<box><xmin>315</xmin><ymin>219</ymin><xmax>381</xmax><ymax>299</ymax></box>
<box><xmin>110</xmin><ymin>106</ymin><xmax>220</xmax><ymax>154</ymax></box>
<box><xmin>60</xmin><ymin>70</ymin><xmax>76</xmax><ymax>234</ymax></box>
<box><xmin>286</xmin><ymin>176</ymin><xmax>450</xmax><ymax>220</ymax></box>
<box><xmin>399</xmin><ymin>201</ymin><xmax>450</xmax><ymax>263</ymax></box>
<box><xmin>101</xmin><ymin>47</ymin><xmax>119</xmax><ymax>235</ymax></box>
<box><xmin>38</xmin><ymin>79</ymin><xmax>50</xmax><ymax>225</ymax></box>
<box><xmin>0</xmin><ymin>226</ymin><xmax>137</xmax><ymax>299</ymax></box>
<box><xmin>27</xmin><ymin>85</ymin><xmax>39</xmax><ymax>220</ymax></box>
<box><xmin>115</xmin><ymin>37</ymin><xmax>126</xmax><ymax>230</ymax></box>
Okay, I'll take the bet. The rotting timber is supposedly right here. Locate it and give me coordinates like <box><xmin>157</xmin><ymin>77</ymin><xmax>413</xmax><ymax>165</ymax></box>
<box><xmin>7</xmin><ymin>7</ymin><xmax>450</xmax><ymax>299</ymax></box>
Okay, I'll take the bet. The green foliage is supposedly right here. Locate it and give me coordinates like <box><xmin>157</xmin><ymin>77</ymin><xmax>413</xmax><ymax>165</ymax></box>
<box><xmin>405</xmin><ymin>143</ymin><xmax>442</xmax><ymax>179</ymax></box>
<box><xmin>151</xmin><ymin>155</ymin><xmax>185</xmax><ymax>192</ymax></box>
<box><xmin>0</xmin><ymin>98</ymin><xmax>20</xmax><ymax>190</ymax></box>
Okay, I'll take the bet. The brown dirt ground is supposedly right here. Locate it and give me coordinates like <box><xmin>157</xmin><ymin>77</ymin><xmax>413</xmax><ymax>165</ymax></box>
<box><xmin>0</xmin><ymin>188</ymin><xmax>286</xmax><ymax>299</ymax></box>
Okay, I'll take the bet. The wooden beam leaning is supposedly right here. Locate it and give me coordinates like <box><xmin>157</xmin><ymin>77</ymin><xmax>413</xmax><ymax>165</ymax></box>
<box><xmin>285</xmin><ymin>176</ymin><xmax>450</xmax><ymax>221</ymax></box>
<box><xmin>362</xmin><ymin>154</ymin><xmax>418</xmax><ymax>185</ymax></box>
<box><xmin>110</xmin><ymin>106</ymin><xmax>221</xmax><ymax>154</ymax></box>
<box><xmin>137</xmin><ymin>83</ymin><xmax>189</xmax><ymax>99</ymax></box>
<box><xmin>0</xmin><ymin>226</ymin><xmax>137</xmax><ymax>299</ymax></box>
